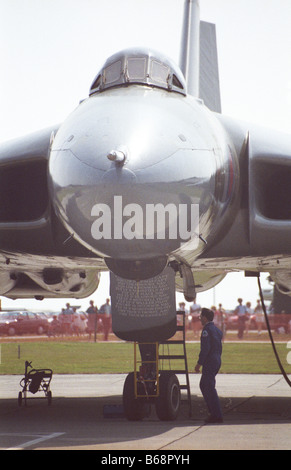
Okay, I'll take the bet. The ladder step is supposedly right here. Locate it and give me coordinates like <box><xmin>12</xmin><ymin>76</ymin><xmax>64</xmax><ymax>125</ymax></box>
<box><xmin>160</xmin><ymin>340</ymin><xmax>184</xmax><ymax>345</ymax></box>
<box><xmin>159</xmin><ymin>355</ymin><xmax>185</xmax><ymax>360</ymax></box>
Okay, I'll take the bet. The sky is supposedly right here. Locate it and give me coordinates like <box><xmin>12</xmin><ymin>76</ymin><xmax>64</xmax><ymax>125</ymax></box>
<box><xmin>0</xmin><ymin>0</ymin><xmax>291</xmax><ymax>312</ymax></box>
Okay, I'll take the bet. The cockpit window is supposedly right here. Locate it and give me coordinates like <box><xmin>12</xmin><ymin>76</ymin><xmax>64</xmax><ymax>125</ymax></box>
<box><xmin>89</xmin><ymin>48</ymin><xmax>186</xmax><ymax>96</ymax></box>
<box><xmin>172</xmin><ymin>74</ymin><xmax>184</xmax><ymax>90</ymax></box>
<box><xmin>151</xmin><ymin>61</ymin><xmax>170</xmax><ymax>84</ymax></box>
<box><xmin>127</xmin><ymin>57</ymin><xmax>146</xmax><ymax>80</ymax></box>
<box><xmin>104</xmin><ymin>60</ymin><xmax>122</xmax><ymax>84</ymax></box>
<box><xmin>91</xmin><ymin>74</ymin><xmax>101</xmax><ymax>90</ymax></box>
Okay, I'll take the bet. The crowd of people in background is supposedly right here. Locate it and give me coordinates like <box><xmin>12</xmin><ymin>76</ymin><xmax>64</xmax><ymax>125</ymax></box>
<box><xmin>177</xmin><ymin>296</ymin><xmax>280</xmax><ymax>340</ymax></box>
<box><xmin>48</xmin><ymin>299</ymin><xmax>112</xmax><ymax>340</ymax></box>
<box><xmin>47</xmin><ymin>295</ymin><xmax>290</xmax><ymax>341</ymax></box>
<box><xmin>178</xmin><ymin>299</ymin><xmax>227</xmax><ymax>340</ymax></box>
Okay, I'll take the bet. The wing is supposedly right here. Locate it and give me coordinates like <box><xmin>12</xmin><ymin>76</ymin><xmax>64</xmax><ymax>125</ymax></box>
<box><xmin>182</xmin><ymin>114</ymin><xmax>291</xmax><ymax>296</ymax></box>
<box><xmin>0</xmin><ymin>128</ymin><xmax>103</xmax><ymax>299</ymax></box>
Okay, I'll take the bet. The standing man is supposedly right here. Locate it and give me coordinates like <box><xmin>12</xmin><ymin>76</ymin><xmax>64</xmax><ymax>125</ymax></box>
<box><xmin>217</xmin><ymin>303</ymin><xmax>226</xmax><ymax>340</ymax></box>
<box><xmin>86</xmin><ymin>300</ymin><xmax>98</xmax><ymax>341</ymax></box>
<box><xmin>195</xmin><ymin>308</ymin><xmax>223</xmax><ymax>424</ymax></box>
<box><xmin>190</xmin><ymin>297</ymin><xmax>201</xmax><ymax>339</ymax></box>
<box><xmin>63</xmin><ymin>302</ymin><xmax>73</xmax><ymax>335</ymax></box>
<box><xmin>254</xmin><ymin>299</ymin><xmax>264</xmax><ymax>335</ymax></box>
<box><xmin>234</xmin><ymin>298</ymin><xmax>247</xmax><ymax>339</ymax></box>
<box><xmin>99</xmin><ymin>298</ymin><xmax>112</xmax><ymax>341</ymax></box>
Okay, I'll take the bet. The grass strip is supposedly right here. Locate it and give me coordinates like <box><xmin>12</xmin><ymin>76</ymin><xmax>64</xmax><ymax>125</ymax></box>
<box><xmin>0</xmin><ymin>341</ymin><xmax>290</xmax><ymax>375</ymax></box>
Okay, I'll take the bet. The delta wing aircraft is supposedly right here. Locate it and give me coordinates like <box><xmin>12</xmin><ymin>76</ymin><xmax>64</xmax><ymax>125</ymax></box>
<box><xmin>1</xmin><ymin>1</ymin><xmax>291</xmax><ymax>419</ymax></box>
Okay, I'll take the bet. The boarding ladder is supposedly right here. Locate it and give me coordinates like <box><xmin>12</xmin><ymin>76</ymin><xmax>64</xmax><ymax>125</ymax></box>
<box><xmin>159</xmin><ymin>311</ymin><xmax>192</xmax><ymax>417</ymax></box>
<box><xmin>134</xmin><ymin>311</ymin><xmax>192</xmax><ymax>417</ymax></box>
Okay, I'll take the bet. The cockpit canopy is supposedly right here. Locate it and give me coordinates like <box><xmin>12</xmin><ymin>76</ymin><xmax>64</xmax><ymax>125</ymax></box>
<box><xmin>89</xmin><ymin>48</ymin><xmax>187</xmax><ymax>96</ymax></box>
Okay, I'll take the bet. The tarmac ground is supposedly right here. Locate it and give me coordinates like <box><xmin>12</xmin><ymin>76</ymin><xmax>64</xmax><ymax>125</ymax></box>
<box><xmin>0</xmin><ymin>373</ymin><xmax>291</xmax><ymax>451</ymax></box>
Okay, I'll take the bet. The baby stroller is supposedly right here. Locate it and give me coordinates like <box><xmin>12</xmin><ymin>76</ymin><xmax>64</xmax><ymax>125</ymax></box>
<box><xmin>18</xmin><ymin>360</ymin><xmax>53</xmax><ymax>406</ymax></box>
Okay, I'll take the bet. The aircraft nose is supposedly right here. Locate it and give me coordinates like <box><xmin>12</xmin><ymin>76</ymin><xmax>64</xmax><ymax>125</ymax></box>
<box><xmin>49</xmin><ymin>88</ymin><xmax>218</xmax><ymax>276</ymax></box>
<box><xmin>49</xmin><ymin>143</ymin><xmax>202</xmax><ymax>268</ymax></box>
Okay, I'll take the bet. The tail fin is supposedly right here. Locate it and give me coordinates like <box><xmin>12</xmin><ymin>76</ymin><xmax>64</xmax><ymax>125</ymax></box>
<box><xmin>179</xmin><ymin>1</ymin><xmax>222</xmax><ymax>113</ymax></box>
<box><xmin>199</xmin><ymin>21</ymin><xmax>222</xmax><ymax>113</ymax></box>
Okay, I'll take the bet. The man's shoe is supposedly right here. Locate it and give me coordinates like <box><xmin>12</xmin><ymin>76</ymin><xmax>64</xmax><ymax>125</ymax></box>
<box><xmin>204</xmin><ymin>416</ymin><xmax>223</xmax><ymax>424</ymax></box>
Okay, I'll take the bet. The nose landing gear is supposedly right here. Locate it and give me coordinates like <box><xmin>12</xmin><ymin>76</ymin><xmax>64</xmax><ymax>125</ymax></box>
<box><xmin>122</xmin><ymin>369</ymin><xmax>181</xmax><ymax>422</ymax></box>
<box><xmin>122</xmin><ymin>311</ymin><xmax>191</xmax><ymax>421</ymax></box>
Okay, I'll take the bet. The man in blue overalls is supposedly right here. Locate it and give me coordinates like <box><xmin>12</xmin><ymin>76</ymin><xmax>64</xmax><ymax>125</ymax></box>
<box><xmin>195</xmin><ymin>308</ymin><xmax>223</xmax><ymax>423</ymax></box>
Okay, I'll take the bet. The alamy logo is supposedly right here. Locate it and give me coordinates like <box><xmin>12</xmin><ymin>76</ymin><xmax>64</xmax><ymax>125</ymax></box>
<box><xmin>91</xmin><ymin>195</ymin><xmax>199</xmax><ymax>246</ymax></box>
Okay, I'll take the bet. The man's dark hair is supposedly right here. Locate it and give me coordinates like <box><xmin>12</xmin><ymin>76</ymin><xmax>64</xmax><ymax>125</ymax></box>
<box><xmin>201</xmin><ymin>308</ymin><xmax>214</xmax><ymax>322</ymax></box>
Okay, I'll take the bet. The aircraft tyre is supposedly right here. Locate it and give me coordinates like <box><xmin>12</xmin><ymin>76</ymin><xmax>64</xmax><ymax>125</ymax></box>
<box><xmin>155</xmin><ymin>371</ymin><xmax>180</xmax><ymax>421</ymax></box>
<box><xmin>123</xmin><ymin>372</ymin><xmax>148</xmax><ymax>421</ymax></box>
